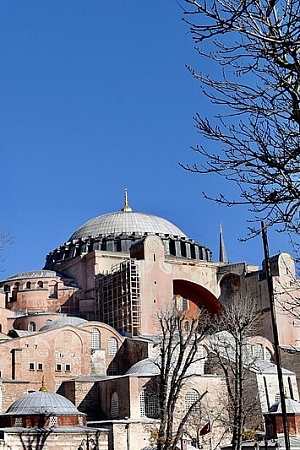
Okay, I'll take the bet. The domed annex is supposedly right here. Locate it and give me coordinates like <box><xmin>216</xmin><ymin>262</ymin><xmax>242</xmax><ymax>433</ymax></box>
<box><xmin>6</xmin><ymin>390</ymin><xmax>80</xmax><ymax>416</ymax></box>
<box><xmin>44</xmin><ymin>191</ymin><xmax>211</xmax><ymax>269</ymax></box>
<box><xmin>0</xmin><ymin>383</ymin><xmax>109</xmax><ymax>450</ymax></box>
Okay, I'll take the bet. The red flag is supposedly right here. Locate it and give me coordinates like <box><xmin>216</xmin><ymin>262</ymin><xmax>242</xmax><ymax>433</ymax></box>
<box><xmin>200</xmin><ymin>422</ymin><xmax>211</xmax><ymax>436</ymax></box>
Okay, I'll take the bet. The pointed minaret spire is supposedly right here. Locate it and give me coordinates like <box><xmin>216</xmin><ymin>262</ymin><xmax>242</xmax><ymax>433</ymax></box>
<box><xmin>219</xmin><ymin>224</ymin><xmax>228</xmax><ymax>263</ymax></box>
<box><xmin>121</xmin><ymin>188</ymin><xmax>132</xmax><ymax>212</ymax></box>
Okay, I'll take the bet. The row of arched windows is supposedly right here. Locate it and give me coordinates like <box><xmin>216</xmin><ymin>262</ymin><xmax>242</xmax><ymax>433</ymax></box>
<box><xmin>109</xmin><ymin>388</ymin><xmax>202</xmax><ymax>419</ymax></box>
<box><xmin>90</xmin><ymin>328</ymin><xmax>118</xmax><ymax>356</ymax></box>
<box><xmin>4</xmin><ymin>281</ymin><xmax>45</xmax><ymax>292</ymax></box>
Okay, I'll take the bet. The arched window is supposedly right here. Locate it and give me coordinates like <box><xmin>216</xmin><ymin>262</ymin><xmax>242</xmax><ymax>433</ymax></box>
<box><xmin>185</xmin><ymin>389</ymin><xmax>200</xmax><ymax>415</ymax></box>
<box><xmin>26</xmin><ymin>281</ymin><xmax>31</xmax><ymax>289</ymax></box>
<box><xmin>37</xmin><ymin>281</ymin><xmax>44</xmax><ymax>288</ymax></box>
<box><xmin>49</xmin><ymin>282</ymin><xmax>58</xmax><ymax>298</ymax></box>
<box><xmin>12</xmin><ymin>283</ymin><xmax>20</xmax><ymax>301</ymax></box>
<box><xmin>110</xmin><ymin>392</ymin><xmax>119</xmax><ymax>418</ymax></box>
<box><xmin>108</xmin><ymin>337</ymin><xmax>118</xmax><ymax>355</ymax></box>
<box><xmin>174</xmin><ymin>295</ymin><xmax>189</xmax><ymax>312</ymax></box>
<box><xmin>91</xmin><ymin>328</ymin><xmax>101</xmax><ymax>350</ymax></box>
<box><xmin>184</xmin><ymin>321</ymin><xmax>191</xmax><ymax>332</ymax></box>
<box><xmin>28</xmin><ymin>322</ymin><xmax>36</xmax><ymax>332</ymax></box>
<box><xmin>140</xmin><ymin>387</ymin><xmax>158</xmax><ymax>418</ymax></box>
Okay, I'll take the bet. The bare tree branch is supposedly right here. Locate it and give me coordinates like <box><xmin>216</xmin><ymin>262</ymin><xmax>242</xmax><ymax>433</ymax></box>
<box><xmin>180</xmin><ymin>0</ymin><xmax>300</xmax><ymax>237</ymax></box>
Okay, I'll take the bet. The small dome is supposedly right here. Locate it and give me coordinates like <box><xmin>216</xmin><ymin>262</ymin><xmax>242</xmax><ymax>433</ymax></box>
<box><xmin>4</xmin><ymin>270</ymin><xmax>59</xmax><ymax>282</ymax></box>
<box><xmin>126</xmin><ymin>356</ymin><xmax>203</xmax><ymax>376</ymax></box>
<box><xmin>70</xmin><ymin>211</ymin><xmax>187</xmax><ymax>241</ymax></box>
<box><xmin>126</xmin><ymin>358</ymin><xmax>160</xmax><ymax>376</ymax></box>
<box><xmin>6</xmin><ymin>391</ymin><xmax>80</xmax><ymax>415</ymax></box>
<box><xmin>39</xmin><ymin>316</ymin><xmax>87</xmax><ymax>332</ymax></box>
<box><xmin>269</xmin><ymin>398</ymin><xmax>300</xmax><ymax>414</ymax></box>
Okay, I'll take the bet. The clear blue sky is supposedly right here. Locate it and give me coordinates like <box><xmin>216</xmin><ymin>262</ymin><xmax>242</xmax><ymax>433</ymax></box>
<box><xmin>0</xmin><ymin>0</ymin><xmax>292</xmax><ymax>278</ymax></box>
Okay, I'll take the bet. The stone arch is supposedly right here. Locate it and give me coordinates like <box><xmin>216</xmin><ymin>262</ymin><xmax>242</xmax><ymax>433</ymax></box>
<box><xmin>54</xmin><ymin>329</ymin><xmax>84</xmax><ymax>353</ymax></box>
<box><xmin>173</xmin><ymin>279</ymin><xmax>221</xmax><ymax>314</ymax></box>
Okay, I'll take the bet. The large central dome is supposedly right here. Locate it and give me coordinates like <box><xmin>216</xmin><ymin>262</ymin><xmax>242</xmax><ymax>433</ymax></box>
<box><xmin>70</xmin><ymin>211</ymin><xmax>187</xmax><ymax>241</ymax></box>
<box><xmin>44</xmin><ymin>192</ymin><xmax>212</xmax><ymax>269</ymax></box>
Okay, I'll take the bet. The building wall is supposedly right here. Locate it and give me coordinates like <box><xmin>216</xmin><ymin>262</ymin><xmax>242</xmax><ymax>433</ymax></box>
<box><xmin>0</xmin><ymin>429</ymin><xmax>108</xmax><ymax>450</ymax></box>
<box><xmin>0</xmin><ymin>321</ymin><xmax>122</xmax><ymax>399</ymax></box>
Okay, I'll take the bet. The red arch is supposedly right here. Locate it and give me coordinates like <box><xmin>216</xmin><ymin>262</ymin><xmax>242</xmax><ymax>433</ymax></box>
<box><xmin>173</xmin><ymin>279</ymin><xmax>222</xmax><ymax>314</ymax></box>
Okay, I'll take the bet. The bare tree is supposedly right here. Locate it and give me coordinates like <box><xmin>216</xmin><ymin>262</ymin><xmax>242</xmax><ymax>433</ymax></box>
<box><xmin>155</xmin><ymin>307</ymin><xmax>212</xmax><ymax>450</ymax></box>
<box><xmin>180</xmin><ymin>0</ymin><xmax>300</xmax><ymax>237</ymax></box>
<box><xmin>185</xmin><ymin>399</ymin><xmax>228</xmax><ymax>450</ymax></box>
<box><xmin>207</xmin><ymin>295</ymin><xmax>262</xmax><ymax>450</ymax></box>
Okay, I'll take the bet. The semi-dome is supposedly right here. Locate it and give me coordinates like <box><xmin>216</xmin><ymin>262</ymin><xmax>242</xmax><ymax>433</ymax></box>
<box><xmin>70</xmin><ymin>211</ymin><xmax>187</xmax><ymax>241</ymax></box>
<box><xmin>4</xmin><ymin>270</ymin><xmax>60</xmax><ymax>281</ymax></box>
<box><xmin>39</xmin><ymin>316</ymin><xmax>87</xmax><ymax>332</ymax></box>
<box><xmin>126</xmin><ymin>358</ymin><xmax>160</xmax><ymax>376</ymax></box>
<box><xmin>6</xmin><ymin>390</ymin><xmax>80</xmax><ymax>415</ymax></box>
<box><xmin>269</xmin><ymin>398</ymin><xmax>300</xmax><ymax>414</ymax></box>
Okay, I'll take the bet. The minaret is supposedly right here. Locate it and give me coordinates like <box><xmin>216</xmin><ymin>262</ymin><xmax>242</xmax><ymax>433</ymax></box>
<box><xmin>219</xmin><ymin>224</ymin><xmax>228</xmax><ymax>263</ymax></box>
<box><xmin>121</xmin><ymin>188</ymin><xmax>132</xmax><ymax>212</ymax></box>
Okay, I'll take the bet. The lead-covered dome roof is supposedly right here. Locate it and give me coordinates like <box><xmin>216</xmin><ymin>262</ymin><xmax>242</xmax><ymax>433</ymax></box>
<box><xmin>70</xmin><ymin>211</ymin><xmax>187</xmax><ymax>241</ymax></box>
<box><xmin>39</xmin><ymin>316</ymin><xmax>88</xmax><ymax>331</ymax></box>
<box><xmin>6</xmin><ymin>391</ymin><xmax>80</xmax><ymax>415</ymax></box>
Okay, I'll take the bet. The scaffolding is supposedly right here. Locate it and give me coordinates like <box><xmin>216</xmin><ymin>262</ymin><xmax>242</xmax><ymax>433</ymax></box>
<box><xmin>95</xmin><ymin>259</ymin><xmax>141</xmax><ymax>336</ymax></box>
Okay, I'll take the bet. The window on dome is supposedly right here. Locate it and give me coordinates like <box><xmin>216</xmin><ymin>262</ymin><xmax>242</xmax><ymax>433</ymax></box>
<box><xmin>37</xmin><ymin>281</ymin><xmax>44</xmax><ymax>288</ymax></box>
<box><xmin>28</xmin><ymin>322</ymin><xmax>36</xmax><ymax>332</ymax></box>
<box><xmin>49</xmin><ymin>282</ymin><xmax>58</xmax><ymax>298</ymax></box>
<box><xmin>15</xmin><ymin>417</ymin><xmax>22</xmax><ymax>427</ymax></box>
<box><xmin>50</xmin><ymin>416</ymin><xmax>57</xmax><ymax>426</ymax></box>
<box><xmin>26</xmin><ymin>281</ymin><xmax>31</xmax><ymax>289</ymax></box>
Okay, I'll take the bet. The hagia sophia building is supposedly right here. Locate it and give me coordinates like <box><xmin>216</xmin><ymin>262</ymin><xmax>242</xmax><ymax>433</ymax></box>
<box><xmin>0</xmin><ymin>191</ymin><xmax>300</xmax><ymax>449</ymax></box>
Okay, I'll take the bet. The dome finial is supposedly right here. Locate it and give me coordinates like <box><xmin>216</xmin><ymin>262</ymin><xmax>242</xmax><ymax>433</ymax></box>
<box><xmin>39</xmin><ymin>376</ymin><xmax>48</xmax><ymax>392</ymax></box>
<box><xmin>121</xmin><ymin>188</ymin><xmax>132</xmax><ymax>212</ymax></box>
